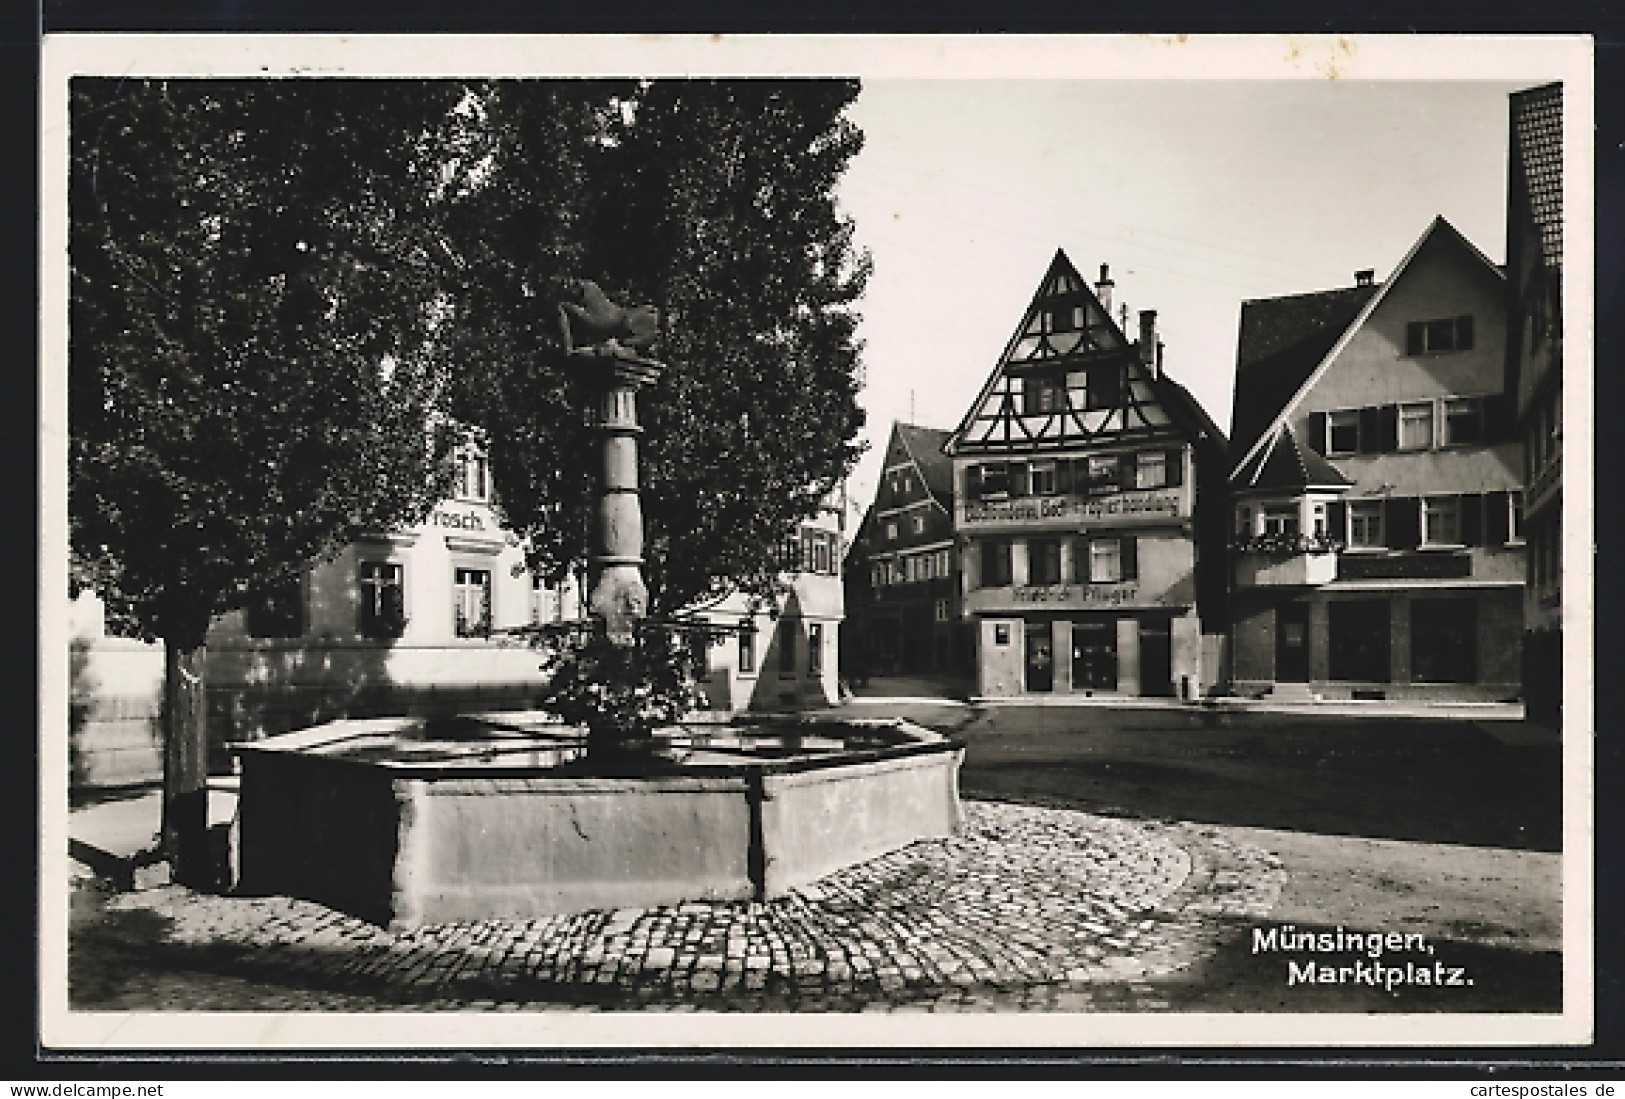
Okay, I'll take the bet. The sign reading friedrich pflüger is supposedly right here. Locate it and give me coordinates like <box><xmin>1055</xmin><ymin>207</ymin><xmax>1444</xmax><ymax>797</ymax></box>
<box><xmin>1012</xmin><ymin>584</ymin><xmax>1140</xmax><ymax>605</ymax></box>
<box><xmin>960</xmin><ymin>490</ymin><xmax>1184</xmax><ymax>528</ymax></box>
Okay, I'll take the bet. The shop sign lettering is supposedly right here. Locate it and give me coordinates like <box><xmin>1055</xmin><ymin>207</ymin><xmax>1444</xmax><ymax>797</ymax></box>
<box><xmin>431</xmin><ymin>508</ymin><xmax>489</xmax><ymax>533</ymax></box>
<box><xmin>962</xmin><ymin>490</ymin><xmax>1182</xmax><ymax>528</ymax></box>
<box><xmin>1012</xmin><ymin>584</ymin><xmax>1141</xmax><ymax>606</ymax></box>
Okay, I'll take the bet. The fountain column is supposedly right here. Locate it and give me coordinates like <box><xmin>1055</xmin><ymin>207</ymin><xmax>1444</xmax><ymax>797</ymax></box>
<box><xmin>582</xmin><ymin>356</ymin><xmax>663</xmax><ymax>646</ymax></box>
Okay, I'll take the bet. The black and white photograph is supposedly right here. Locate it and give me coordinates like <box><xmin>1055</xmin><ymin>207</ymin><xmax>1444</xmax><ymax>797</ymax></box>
<box><xmin>40</xmin><ymin>35</ymin><xmax>1592</xmax><ymax>1050</ymax></box>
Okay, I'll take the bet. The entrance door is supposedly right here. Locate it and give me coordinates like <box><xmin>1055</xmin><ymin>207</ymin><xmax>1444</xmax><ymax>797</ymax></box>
<box><xmin>1140</xmin><ymin>617</ymin><xmax>1174</xmax><ymax>697</ymax></box>
<box><xmin>1071</xmin><ymin>620</ymin><xmax>1118</xmax><ymax>691</ymax></box>
<box><xmin>1024</xmin><ymin>623</ymin><xmax>1054</xmax><ymax>692</ymax></box>
<box><xmin>1275</xmin><ymin>602</ymin><xmax>1310</xmax><ymax>682</ymax></box>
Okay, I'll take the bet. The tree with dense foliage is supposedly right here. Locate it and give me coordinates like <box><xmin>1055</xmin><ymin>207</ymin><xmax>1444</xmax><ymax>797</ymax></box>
<box><xmin>69</xmin><ymin>79</ymin><xmax>473</xmax><ymax>882</ymax></box>
<box><xmin>447</xmin><ymin>79</ymin><xmax>870</xmax><ymax>616</ymax></box>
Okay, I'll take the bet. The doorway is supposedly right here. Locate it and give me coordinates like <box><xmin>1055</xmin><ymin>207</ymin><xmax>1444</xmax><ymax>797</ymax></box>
<box><xmin>1275</xmin><ymin>602</ymin><xmax>1310</xmax><ymax>682</ymax></box>
<box><xmin>1071</xmin><ymin>619</ymin><xmax>1117</xmax><ymax>691</ymax></box>
<box><xmin>1140</xmin><ymin>617</ymin><xmax>1174</xmax><ymax>697</ymax></box>
<box><xmin>1024</xmin><ymin>622</ymin><xmax>1054</xmax><ymax>692</ymax></box>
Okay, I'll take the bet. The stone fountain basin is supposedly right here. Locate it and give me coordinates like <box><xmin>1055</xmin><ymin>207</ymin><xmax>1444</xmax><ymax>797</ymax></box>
<box><xmin>233</xmin><ymin>712</ymin><xmax>964</xmax><ymax>928</ymax></box>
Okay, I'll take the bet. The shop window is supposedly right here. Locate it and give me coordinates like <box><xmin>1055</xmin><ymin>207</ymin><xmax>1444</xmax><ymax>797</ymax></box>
<box><xmin>1327</xmin><ymin>410</ymin><xmax>1360</xmax><ymax>455</ymax></box>
<box><xmin>808</xmin><ymin>622</ymin><xmax>823</xmax><ymax>676</ymax></box>
<box><xmin>1071</xmin><ymin>620</ymin><xmax>1118</xmax><ymax>691</ymax></box>
<box><xmin>358</xmin><ymin>561</ymin><xmax>405</xmax><ymax>639</ymax></box>
<box><xmin>1442</xmin><ymin>398</ymin><xmax>1483</xmax><ymax>446</ymax></box>
<box><xmin>454</xmin><ymin>567</ymin><xmax>493</xmax><ymax>638</ymax></box>
<box><xmin>738</xmin><ymin>619</ymin><xmax>756</xmax><ymax>674</ymax></box>
<box><xmin>1348</xmin><ymin>502</ymin><xmax>1384</xmax><ymax>549</ymax></box>
<box><xmin>1328</xmin><ymin>599</ymin><xmax>1390</xmax><ymax>682</ymax></box>
<box><xmin>1406</xmin><ymin>315</ymin><xmax>1474</xmax><ymax>354</ymax></box>
<box><xmin>1422</xmin><ymin>497</ymin><xmax>1461</xmax><ymax>546</ymax></box>
<box><xmin>1411</xmin><ymin>598</ymin><xmax>1477</xmax><ymax>683</ymax></box>
<box><xmin>1398</xmin><ymin>402</ymin><xmax>1435</xmax><ymax>450</ymax></box>
<box><xmin>246</xmin><ymin>574</ymin><xmax>305</xmax><ymax>639</ymax></box>
<box><xmin>1028</xmin><ymin>538</ymin><xmax>1063</xmax><ymax>585</ymax></box>
<box><xmin>980</xmin><ymin>539</ymin><xmax>1013</xmax><ymax>588</ymax></box>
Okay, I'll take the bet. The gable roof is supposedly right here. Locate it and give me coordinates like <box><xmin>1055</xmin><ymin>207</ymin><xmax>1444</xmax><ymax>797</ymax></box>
<box><xmin>1510</xmin><ymin>82</ymin><xmax>1563</xmax><ymax>272</ymax></box>
<box><xmin>1231</xmin><ymin>423</ymin><xmax>1350</xmax><ymax>493</ymax></box>
<box><xmin>894</xmin><ymin>422</ymin><xmax>954</xmax><ymax>506</ymax></box>
<box><xmin>1229</xmin><ymin>284</ymin><xmax>1379</xmax><ymax>461</ymax></box>
<box><xmin>1228</xmin><ymin>216</ymin><xmax>1504</xmax><ymax>481</ymax></box>
<box><xmin>1154</xmin><ymin>372</ymin><xmax>1229</xmax><ymax>455</ymax></box>
<box><xmin>945</xmin><ymin>248</ymin><xmax>1132</xmax><ymax>455</ymax></box>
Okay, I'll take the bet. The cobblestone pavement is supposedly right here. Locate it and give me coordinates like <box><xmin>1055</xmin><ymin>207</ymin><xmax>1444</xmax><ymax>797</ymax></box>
<box><xmin>72</xmin><ymin>800</ymin><xmax>1286</xmax><ymax>1012</ymax></box>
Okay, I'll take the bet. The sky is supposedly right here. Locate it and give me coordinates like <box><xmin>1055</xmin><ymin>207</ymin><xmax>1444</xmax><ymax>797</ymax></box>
<box><xmin>834</xmin><ymin>79</ymin><xmax>1530</xmax><ymax>519</ymax></box>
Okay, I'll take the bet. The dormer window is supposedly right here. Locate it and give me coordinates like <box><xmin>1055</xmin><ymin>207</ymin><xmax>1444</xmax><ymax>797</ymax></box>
<box><xmin>454</xmin><ymin>436</ymin><xmax>490</xmax><ymax>503</ymax></box>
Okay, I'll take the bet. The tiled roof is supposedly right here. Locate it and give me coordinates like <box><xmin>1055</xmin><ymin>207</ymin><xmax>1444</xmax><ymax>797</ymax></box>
<box><xmin>1153</xmin><ymin>373</ymin><xmax>1228</xmax><ymax>453</ymax></box>
<box><xmin>1228</xmin><ymin>284</ymin><xmax>1379</xmax><ymax>461</ymax></box>
<box><xmin>896</xmin><ymin>422</ymin><xmax>955</xmax><ymax>505</ymax></box>
<box><xmin>1511</xmin><ymin>83</ymin><xmax>1563</xmax><ymax>271</ymax></box>
<box><xmin>1232</xmin><ymin>425</ymin><xmax>1350</xmax><ymax>492</ymax></box>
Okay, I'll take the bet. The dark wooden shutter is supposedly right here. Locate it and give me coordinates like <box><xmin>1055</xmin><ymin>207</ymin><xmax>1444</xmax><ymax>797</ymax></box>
<box><xmin>1056</xmin><ymin>458</ymin><xmax>1073</xmax><ymax>495</ymax></box>
<box><xmin>1328</xmin><ymin>500</ymin><xmax>1347</xmax><ymax>542</ymax></box>
<box><xmin>1358</xmin><ymin>406</ymin><xmax>1383</xmax><ymax>454</ymax></box>
<box><xmin>1011</xmin><ymin>462</ymin><xmax>1030</xmax><ymax>497</ymax></box>
<box><xmin>1460</xmin><ymin>493</ymin><xmax>1484</xmax><ymax>546</ymax></box>
<box><xmin>1165</xmin><ymin>448</ymin><xmax>1184</xmax><ymax>487</ymax></box>
<box><xmin>1406</xmin><ymin>322</ymin><xmax>1425</xmax><ymax>356</ymax></box>
<box><xmin>1484</xmin><ymin>393</ymin><xmax>1515</xmax><ymax>443</ymax></box>
<box><xmin>1378</xmin><ymin>405</ymin><xmax>1400</xmax><ymax>452</ymax></box>
<box><xmin>1484</xmin><ymin>490</ymin><xmax>1510</xmax><ymax>544</ymax></box>
<box><xmin>1457</xmin><ymin>315</ymin><xmax>1474</xmax><ymax>350</ymax></box>
<box><xmin>1307</xmin><ymin>411</ymin><xmax>1328</xmax><ymax>456</ymax></box>
<box><xmin>1121</xmin><ymin>536</ymin><xmax>1138</xmax><ymax>581</ymax></box>
<box><xmin>1386</xmin><ymin>497</ymin><xmax>1421</xmax><ymax>549</ymax></box>
<box><xmin>1073</xmin><ymin>537</ymin><xmax>1088</xmax><ymax>583</ymax></box>
<box><xmin>1118</xmin><ymin>453</ymin><xmax>1136</xmax><ymax>491</ymax></box>
<box><xmin>966</xmin><ymin>465</ymin><xmax>982</xmax><ymax>500</ymax></box>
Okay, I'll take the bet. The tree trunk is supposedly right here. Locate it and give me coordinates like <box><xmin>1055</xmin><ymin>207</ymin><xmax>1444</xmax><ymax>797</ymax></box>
<box><xmin>161</xmin><ymin>640</ymin><xmax>211</xmax><ymax>888</ymax></box>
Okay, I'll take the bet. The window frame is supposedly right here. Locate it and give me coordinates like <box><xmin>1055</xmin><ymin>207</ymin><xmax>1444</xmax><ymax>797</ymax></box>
<box><xmin>453</xmin><ymin>566</ymin><xmax>494</xmax><ymax>638</ymax></box>
<box><xmin>1442</xmin><ymin>397</ymin><xmax>1484</xmax><ymax>448</ymax></box>
<box><xmin>1087</xmin><ymin>536</ymin><xmax>1123</xmax><ymax>584</ymax></box>
<box><xmin>1327</xmin><ymin>409</ymin><xmax>1361</xmax><ymax>456</ymax></box>
<box><xmin>1262</xmin><ymin>504</ymin><xmax>1301</xmax><ymax>537</ymax></box>
<box><xmin>738</xmin><ymin>619</ymin><xmax>757</xmax><ymax>675</ymax></box>
<box><xmin>357</xmin><ymin>559</ymin><xmax>406</xmax><ymax>640</ymax></box>
<box><xmin>1421</xmin><ymin>496</ymin><xmax>1463</xmax><ymax>548</ymax></box>
<box><xmin>1508</xmin><ymin>492</ymin><xmax>1525</xmax><ymax>545</ymax></box>
<box><xmin>1398</xmin><ymin>401</ymin><xmax>1436</xmax><ymax>451</ymax></box>
<box><xmin>1135</xmin><ymin>451</ymin><xmax>1169</xmax><ymax>490</ymax></box>
<box><xmin>1347</xmin><ymin>501</ymin><xmax>1385</xmax><ymax>550</ymax></box>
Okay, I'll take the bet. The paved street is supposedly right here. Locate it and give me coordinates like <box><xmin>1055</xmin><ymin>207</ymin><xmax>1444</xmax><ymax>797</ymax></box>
<box><xmin>67</xmin><ymin>700</ymin><xmax>1564</xmax><ymax>1014</ymax></box>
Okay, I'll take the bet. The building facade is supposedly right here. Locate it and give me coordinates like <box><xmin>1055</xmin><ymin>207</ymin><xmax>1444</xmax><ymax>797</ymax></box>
<box><xmin>68</xmin><ymin>441</ymin><xmax>845</xmax><ymax>786</ymax></box>
<box><xmin>945</xmin><ymin>252</ymin><xmax>1229</xmax><ymax>700</ymax></box>
<box><xmin>1227</xmin><ymin>217</ymin><xmax>1524</xmax><ymax>702</ymax></box>
<box><xmin>1505</xmin><ymin>82</ymin><xmax>1564</xmax><ymax>724</ymax></box>
<box><xmin>842</xmin><ymin>422</ymin><xmax>969</xmax><ymax>680</ymax></box>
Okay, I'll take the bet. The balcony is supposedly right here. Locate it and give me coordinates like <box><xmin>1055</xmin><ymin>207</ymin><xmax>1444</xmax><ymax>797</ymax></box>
<box><xmin>1232</xmin><ymin>533</ymin><xmax>1342</xmax><ymax>588</ymax></box>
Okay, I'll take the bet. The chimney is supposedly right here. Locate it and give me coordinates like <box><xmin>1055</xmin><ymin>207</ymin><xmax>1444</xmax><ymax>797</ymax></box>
<box><xmin>1355</xmin><ymin>268</ymin><xmax>1375</xmax><ymax>287</ymax></box>
<box><xmin>1095</xmin><ymin>263</ymin><xmax>1114</xmax><ymax>316</ymax></box>
<box><xmin>1138</xmin><ymin>309</ymin><xmax>1158</xmax><ymax>374</ymax></box>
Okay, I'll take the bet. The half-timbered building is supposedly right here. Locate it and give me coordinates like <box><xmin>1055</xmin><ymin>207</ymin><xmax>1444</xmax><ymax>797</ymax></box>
<box><xmin>944</xmin><ymin>251</ymin><xmax>1229</xmax><ymax>699</ymax></box>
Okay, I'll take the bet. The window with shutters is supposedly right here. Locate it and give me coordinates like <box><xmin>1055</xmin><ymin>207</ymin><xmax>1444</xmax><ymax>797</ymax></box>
<box><xmin>1028</xmin><ymin>538</ymin><xmax>1063</xmax><ymax>585</ymax></box>
<box><xmin>1442</xmin><ymin>398</ymin><xmax>1483</xmax><ymax>446</ymax></box>
<box><xmin>1406</xmin><ymin>315</ymin><xmax>1474</xmax><ymax>354</ymax></box>
<box><xmin>1348</xmin><ymin>502</ymin><xmax>1385</xmax><ymax>549</ymax></box>
<box><xmin>1399</xmin><ymin>402</ymin><xmax>1435</xmax><ymax>450</ymax></box>
<box><xmin>1135</xmin><ymin>451</ymin><xmax>1168</xmax><ymax>489</ymax></box>
<box><xmin>358</xmin><ymin>561</ymin><xmax>405</xmax><ymax>639</ymax></box>
<box><xmin>1422</xmin><ymin>497</ymin><xmax>1462</xmax><ymax>546</ymax></box>
<box><xmin>1327</xmin><ymin>410</ymin><xmax>1360</xmax><ymax>455</ymax></box>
